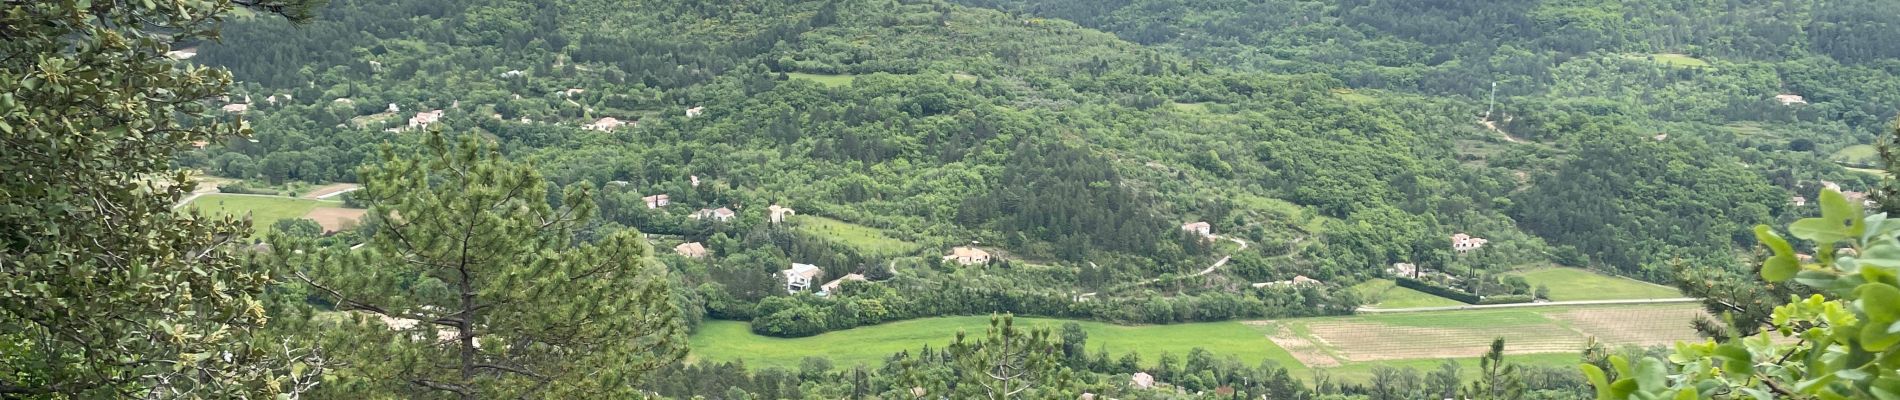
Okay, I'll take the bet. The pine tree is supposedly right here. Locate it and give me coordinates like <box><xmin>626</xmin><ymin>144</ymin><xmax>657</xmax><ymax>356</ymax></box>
<box><xmin>900</xmin><ymin>315</ymin><xmax>1074</xmax><ymax>399</ymax></box>
<box><xmin>1465</xmin><ymin>338</ymin><xmax>1525</xmax><ymax>400</ymax></box>
<box><xmin>271</xmin><ymin>133</ymin><xmax>685</xmax><ymax>398</ymax></box>
<box><xmin>1</xmin><ymin>0</ymin><xmax>323</xmax><ymax>397</ymax></box>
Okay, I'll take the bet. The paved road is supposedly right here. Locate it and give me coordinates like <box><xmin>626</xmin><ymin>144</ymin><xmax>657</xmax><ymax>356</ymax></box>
<box><xmin>1356</xmin><ymin>297</ymin><xmax>1700</xmax><ymax>314</ymax></box>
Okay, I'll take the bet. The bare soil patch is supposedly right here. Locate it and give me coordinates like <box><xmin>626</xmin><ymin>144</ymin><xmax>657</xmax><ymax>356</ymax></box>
<box><xmin>1547</xmin><ymin>306</ymin><xmax>1707</xmax><ymax>346</ymax></box>
<box><xmin>304</xmin><ymin>207</ymin><xmax>368</xmax><ymax>233</ymax></box>
<box><xmin>1255</xmin><ymin>322</ymin><xmax>1341</xmax><ymax>368</ymax></box>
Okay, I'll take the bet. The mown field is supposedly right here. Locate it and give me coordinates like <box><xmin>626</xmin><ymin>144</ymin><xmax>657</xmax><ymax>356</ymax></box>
<box><xmin>794</xmin><ymin>215</ymin><xmax>921</xmax><ymax>256</ymax></box>
<box><xmin>1833</xmin><ymin>144</ymin><xmax>1880</xmax><ymax>165</ymax></box>
<box><xmin>688</xmin><ymin>303</ymin><xmax>1706</xmax><ymax>382</ymax></box>
<box><xmin>1509</xmin><ymin>267</ymin><xmax>1682</xmax><ymax>301</ymax></box>
<box><xmin>187</xmin><ymin>194</ymin><xmax>347</xmax><ymax>237</ymax></box>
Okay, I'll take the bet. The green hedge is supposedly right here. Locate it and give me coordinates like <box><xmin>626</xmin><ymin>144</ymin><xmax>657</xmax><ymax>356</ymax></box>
<box><xmin>1394</xmin><ymin>278</ymin><xmax>1533</xmax><ymax>305</ymax></box>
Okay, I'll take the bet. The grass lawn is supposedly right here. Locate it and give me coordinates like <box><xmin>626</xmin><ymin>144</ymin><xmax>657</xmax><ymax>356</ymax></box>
<box><xmin>1844</xmin><ymin>165</ymin><xmax>1890</xmax><ymax>177</ymax></box>
<box><xmin>1351</xmin><ymin>279</ymin><xmax>1463</xmax><ymax>309</ymax></box>
<box><xmin>786</xmin><ymin>72</ymin><xmax>857</xmax><ymax>87</ymax></box>
<box><xmin>1509</xmin><ymin>267</ymin><xmax>1681</xmax><ymax>301</ymax></box>
<box><xmin>794</xmin><ymin>215</ymin><xmax>921</xmax><ymax>256</ymax></box>
<box><xmin>188</xmin><ymin>194</ymin><xmax>340</xmax><ymax>237</ymax></box>
<box><xmin>689</xmin><ymin>317</ymin><xmax>1297</xmax><ymax>371</ymax></box>
<box><xmin>1832</xmin><ymin>144</ymin><xmax>1880</xmax><ymax>165</ymax></box>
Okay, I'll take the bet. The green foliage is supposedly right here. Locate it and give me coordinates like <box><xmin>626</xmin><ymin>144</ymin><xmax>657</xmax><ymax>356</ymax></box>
<box><xmin>1587</xmin><ymin>189</ymin><xmax>1900</xmax><ymax>399</ymax></box>
<box><xmin>269</xmin><ymin>134</ymin><xmax>686</xmax><ymax>398</ymax></box>
<box><xmin>0</xmin><ymin>0</ymin><xmax>324</xmax><ymax>397</ymax></box>
<box><xmin>896</xmin><ymin>315</ymin><xmax>1076</xmax><ymax>399</ymax></box>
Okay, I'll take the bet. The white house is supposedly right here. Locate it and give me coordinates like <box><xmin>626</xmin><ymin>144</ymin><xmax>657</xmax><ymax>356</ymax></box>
<box><xmin>691</xmin><ymin>207</ymin><xmax>735</xmax><ymax>222</ymax></box>
<box><xmin>584</xmin><ymin>117</ymin><xmax>627</xmax><ymax>132</ymax></box>
<box><xmin>1452</xmin><ymin>233</ymin><xmax>1489</xmax><ymax>253</ymax></box>
<box><xmin>220</xmin><ymin>103</ymin><xmax>249</xmax><ymax>113</ymax></box>
<box><xmin>408</xmin><ymin>110</ymin><xmax>445</xmax><ymax>129</ymax></box>
<box><xmin>1775</xmin><ymin>94</ymin><xmax>1809</xmax><ymax>105</ymax></box>
<box><xmin>1181</xmin><ymin>221</ymin><xmax>1212</xmax><ymax>237</ymax></box>
<box><xmin>1792</xmin><ymin>196</ymin><xmax>1808</xmax><ymax>207</ymax></box>
<box><xmin>944</xmin><ymin>246</ymin><xmax>992</xmax><ymax>266</ymax></box>
<box><xmin>1130</xmin><ymin>372</ymin><xmax>1155</xmax><ymax>389</ymax></box>
<box><xmin>643</xmin><ymin>194</ymin><xmax>670</xmax><ymax>209</ymax></box>
<box><xmin>783</xmin><ymin>263</ymin><xmax>823</xmax><ymax>293</ymax></box>
<box><xmin>768</xmin><ymin>204</ymin><xmax>795</xmax><ymax>224</ymax></box>
<box><xmin>686</xmin><ymin>106</ymin><xmax>705</xmax><ymax>118</ymax></box>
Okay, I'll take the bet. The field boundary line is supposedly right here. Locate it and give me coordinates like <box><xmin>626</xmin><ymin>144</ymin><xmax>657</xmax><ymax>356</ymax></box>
<box><xmin>1355</xmin><ymin>298</ymin><xmax>1699</xmax><ymax>314</ymax></box>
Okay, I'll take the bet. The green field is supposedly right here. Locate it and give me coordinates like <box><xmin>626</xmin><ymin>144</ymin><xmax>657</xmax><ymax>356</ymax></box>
<box><xmin>188</xmin><ymin>194</ymin><xmax>337</xmax><ymax>237</ymax></box>
<box><xmin>1351</xmin><ymin>279</ymin><xmax>1463</xmax><ymax>309</ymax></box>
<box><xmin>1509</xmin><ymin>267</ymin><xmax>1682</xmax><ymax>301</ymax></box>
<box><xmin>689</xmin><ymin>304</ymin><xmax>1704</xmax><ymax>382</ymax></box>
<box><xmin>786</xmin><ymin>72</ymin><xmax>857</xmax><ymax>87</ymax></box>
<box><xmin>1832</xmin><ymin>144</ymin><xmax>1880</xmax><ymax>165</ymax></box>
<box><xmin>689</xmin><ymin>317</ymin><xmax>1294</xmax><ymax>370</ymax></box>
<box><xmin>794</xmin><ymin>215</ymin><xmax>921</xmax><ymax>256</ymax></box>
<box><xmin>1844</xmin><ymin>165</ymin><xmax>1891</xmax><ymax>177</ymax></box>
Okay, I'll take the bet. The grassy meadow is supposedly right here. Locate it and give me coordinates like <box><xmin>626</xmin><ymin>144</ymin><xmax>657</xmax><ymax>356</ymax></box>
<box><xmin>188</xmin><ymin>194</ymin><xmax>341</xmax><ymax>237</ymax></box>
<box><xmin>786</xmin><ymin>72</ymin><xmax>858</xmax><ymax>87</ymax></box>
<box><xmin>794</xmin><ymin>215</ymin><xmax>921</xmax><ymax>256</ymax></box>
<box><xmin>1351</xmin><ymin>279</ymin><xmax>1463</xmax><ymax>309</ymax></box>
<box><xmin>1509</xmin><ymin>267</ymin><xmax>1682</xmax><ymax>301</ymax></box>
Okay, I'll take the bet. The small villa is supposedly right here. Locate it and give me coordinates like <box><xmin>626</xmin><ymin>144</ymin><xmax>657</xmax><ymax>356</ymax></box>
<box><xmin>944</xmin><ymin>246</ymin><xmax>992</xmax><ymax>266</ymax></box>
<box><xmin>643</xmin><ymin>194</ymin><xmax>670</xmax><ymax>209</ymax></box>
<box><xmin>221</xmin><ymin>103</ymin><xmax>249</xmax><ymax>113</ymax></box>
<box><xmin>686</xmin><ymin>106</ymin><xmax>705</xmax><ymax>118</ymax></box>
<box><xmin>1775</xmin><ymin>94</ymin><xmax>1808</xmax><ymax>105</ymax></box>
<box><xmin>584</xmin><ymin>117</ymin><xmax>627</xmax><ymax>132</ymax></box>
<box><xmin>408</xmin><ymin>110</ymin><xmax>445</xmax><ymax>129</ymax></box>
<box><xmin>783</xmin><ymin>263</ymin><xmax>823</xmax><ymax>293</ymax></box>
<box><xmin>674</xmin><ymin>242</ymin><xmax>708</xmax><ymax>258</ymax></box>
<box><xmin>1388</xmin><ymin>262</ymin><xmax>1418</xmax><ymax>278</ymax></box>
<box><xmin>692</xmin><ymin>207</ymin><xmax>736</xmax><ymax>222</ymax></box>
<box><xmin>1181</xmin><ymin>221</ymin><xmax>1212</xmax><ymax>237</ymax></box>
<box><xmin>1130</xmin><ymin>372</ymin><xmax>1155</xmax><ymax>389</ymax></box>
<box><xmin>768</xmin><ymin>204</ymin><xmax>795</xmax><ymax>224</ymax></box>
<box><xmin>1792</xmin><ymin>196</ymin><xmax>1808</xmax><ymax>207</ymax></box>
<box><xmin>1452</xmin><ymin>233</ymin><xmax>1489</xmax><ymax>253</ymax></box>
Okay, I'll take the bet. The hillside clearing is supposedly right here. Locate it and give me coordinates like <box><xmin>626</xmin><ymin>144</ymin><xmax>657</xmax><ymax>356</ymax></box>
<box><xmin>1509</xmin><ymin>267</ymin><xmax>1681</xmax><ymax>301</ymax></box>
<box><xmin>1631</xmin><ymin>53</ymin><xmax>1710</xmax><ymax>68</ymax></box>
<box><xmin>794</xmin><ymin>215</ymin><xmax>921</xmax><ymax>256</ymax></box>
<box><xmin>1832</xmin><ymin>144</ymin><xmax>1880</xmax><ymax>165</ymax></box>
<box><xmin>786</xmin><ymin>72</ymin><xmax>858</xmax><ymax>87</ymax></box>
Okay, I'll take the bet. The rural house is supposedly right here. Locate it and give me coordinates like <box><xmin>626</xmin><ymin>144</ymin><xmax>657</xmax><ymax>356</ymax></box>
<box><xmin>220</xmin><ymin>103</ymin><xmax>249</xmax><ymax>113</ymax></box>
<box><xmin>1792</xmin><ymin>196</ymin><xmax>1808</xmax><ymax>207</ymax></box>
<box><xmin>783</xmin><ymin>263</ymin><xmax>823</xmax><ymax>293</ymax></box>
<box><xmin>584</xmin><ymin>117</ymin><xmax>626</xmax><ymax>132</ymax></box>
<box><xmin>1130</xmin><ymin>372</ymin><xmax>1155</xmax><ymax>389</ymax></box>
<box><xmin>1452</xmin><ymin>233</ymin><xmax>1489</xmax><ymax>253</ymax></box>
<box><xmin>1775</xmin><ymin>94</ymin><xmax>1808</xmax><ymax>105</ymax></box>
<box><xmin>1388</xmin><ymin>263</ymin><xmax>1418</xmax><ymax>278</ymax></box>
<box><xmin>409</xmin><ymin>110</ymin><xmax>445</xmax><ymax>129</ymax></box>
<box><xmin>943</xmin><ymin>246</ymin><xmax>991</xmax><ymax>266</ymax></box>
<box><xmin>691</xmin><ymin>207</ymin><xmax>735</xmax><ymax>222</ymax></box>
<box><xmin>1180</xmin><ymin>221</ymin><xmax>1212</xmax><ymax>237</ymax></box>
<box><xmin>686</xmin><ymin>106</ymin><xmax>705</xmax><ymax>118</ymax></box>
<box><xmin>674</xmin><ymin>242</ymin><xmax>708</xmax><ymax>258</ymax></box>
<box><xmin>768</xmin><ymin>204</ymin><xmax>795</xmax><ymax>224</ymax></box>
<box><xmin>643</xmin><ymin>194</ymin><xmax>669</xmax><ymax>209</ymax></box>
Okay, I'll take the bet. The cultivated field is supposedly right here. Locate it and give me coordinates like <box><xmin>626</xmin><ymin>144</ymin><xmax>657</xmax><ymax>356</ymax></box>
<box><xmin>1252</xmin><ymin>303</ymin><xmax>1704</xmax><ymax>376</ymax></box>
<box><xmin>1509</xmin><ymin>267</ymin><xmax>1682</xmax><ymax>301</ymax></box>
<box><xmin>1833</xmin><ymin>144</ymin><xmax>1880</xmax><ymax>165</ymax></box>
<box><xmin>794</xmin><ymin>215</ymin><xmax>921</xmax><ymax>256</ymax></box>
<box><xmin>688</xmin><ymin>303</ymin><xmax>1707</xmax><ymax>382</ymax></box>
<box><xmin>187</xmin><ymin>194</ymin><xmax>359</xmax><ymax>237</ymax></box>
<box><xmin>305</xmin><ymin>207</ymin><xmax>369</xmax><ymax>233</ymax></box>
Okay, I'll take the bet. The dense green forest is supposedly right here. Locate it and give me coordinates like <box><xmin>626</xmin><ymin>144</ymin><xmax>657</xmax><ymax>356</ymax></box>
<box><xmin>10</xmin><ymin>0</ymin><xmax>1900</xmax><ymax>398</ymax></box>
